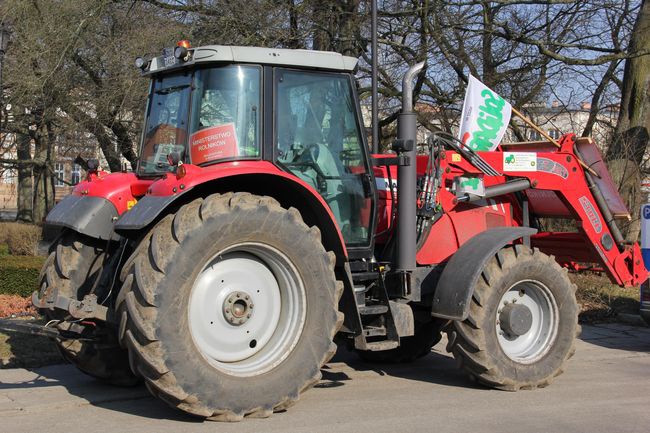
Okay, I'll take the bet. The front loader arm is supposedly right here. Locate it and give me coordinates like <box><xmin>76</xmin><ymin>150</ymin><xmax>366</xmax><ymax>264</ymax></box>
<box><xmin>438</xmin><ymin>133</ymin><xmax>648</xmax><ymax>287</ymax></box>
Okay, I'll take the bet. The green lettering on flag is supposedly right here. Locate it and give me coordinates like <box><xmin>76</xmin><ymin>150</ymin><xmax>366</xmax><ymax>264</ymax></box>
<box><xmin>468</xmin><ymin>89</ymin><xmax>507</xmax><ymax>151</ymax></box>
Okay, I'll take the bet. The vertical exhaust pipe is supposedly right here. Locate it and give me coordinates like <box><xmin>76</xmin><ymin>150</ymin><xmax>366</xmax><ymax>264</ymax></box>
<box><xmin>395</xmin><ymin>61</ymin><xmax>425</xmax><ymax>276</ymax></box>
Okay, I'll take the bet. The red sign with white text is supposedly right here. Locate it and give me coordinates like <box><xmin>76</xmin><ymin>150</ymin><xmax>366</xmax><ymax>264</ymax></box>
<box><xmin>190</xmin><ymin>123</ymin><xmax>239</xmax><ymax>164</ymax></box>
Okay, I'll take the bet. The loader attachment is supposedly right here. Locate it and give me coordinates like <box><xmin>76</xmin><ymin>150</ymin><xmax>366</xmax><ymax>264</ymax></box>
<box><xmin>497</xmin><ymin>134</ymin><xmax>647</xmax><ymax>287</ymax></box>
<box><xmin>503</xmin><ymin>137</ymin><xmax>629</xmax><ymax>223</ymax></box>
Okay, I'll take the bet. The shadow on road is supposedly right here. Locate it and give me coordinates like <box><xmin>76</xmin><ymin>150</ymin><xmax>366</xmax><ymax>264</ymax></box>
<box><xmin>0</xmin><ymin>364</ymin><xmax>198</xmax><ymax>422</ymax></box>
<box><xmin>320</xmin><ymin>345</ymin><xmax>485</xmax><ymax>391</ymax></box>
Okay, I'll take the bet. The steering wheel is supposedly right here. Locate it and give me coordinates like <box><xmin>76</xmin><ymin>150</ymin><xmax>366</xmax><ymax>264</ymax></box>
<box><xmin>296</xmin><ymin>144</ymin><xmax>320</xmax><ymax>165</ymax></box>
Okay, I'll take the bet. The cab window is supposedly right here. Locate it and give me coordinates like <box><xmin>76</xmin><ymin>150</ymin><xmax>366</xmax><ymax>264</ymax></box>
<box><xmin>189</xmin><ymin>66</ymin><xmax>261</xmax><ymax>164</ymax></box>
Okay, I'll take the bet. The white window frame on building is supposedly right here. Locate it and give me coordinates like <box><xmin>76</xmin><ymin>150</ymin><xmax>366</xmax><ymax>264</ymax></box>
<box><xmin>54</xmin><ymin>162</ymin><xmax>65</xmax><ymax>187</ymax></box>
<box><xmin>1</xmin><ymin>167</ymin><xmax>16</xmax><ymax>184</ymax></box>
<box><xmin>71</xmin><ymin>163</ymin><xmax>81</xmax><ymax>185</ymax></box>
<box><xmin>549</xmin><ymin>129</ymin><xmax>562</xmax><ymax>140</ymax></box>
<box><xmin>529</xmin><ymin>130</ymin><xmax>542</xmax><ymax>141</ymax></box>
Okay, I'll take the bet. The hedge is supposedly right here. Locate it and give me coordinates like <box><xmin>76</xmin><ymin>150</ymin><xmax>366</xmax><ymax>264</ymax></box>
<box><xmin>0</xmin><ymin>255</ymin><xmax>45</xmax><ymax>298</ymax></box>
<box><xmin>0</xmin><ymin>222</ymin><xmax>42</xmax><ymax>256</ymax></box>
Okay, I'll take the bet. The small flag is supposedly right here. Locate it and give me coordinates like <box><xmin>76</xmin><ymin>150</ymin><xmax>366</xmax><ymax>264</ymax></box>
<box><xmin>458</xmin><ymin>75</ymin><xmax>512</xmax><ymax>151</ymax></box>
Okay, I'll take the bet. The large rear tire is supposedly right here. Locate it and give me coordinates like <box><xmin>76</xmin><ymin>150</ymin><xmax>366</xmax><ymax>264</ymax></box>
<box><xmin>37</xmin><ymin>231</ymin><xmax>138</xmax><ymax>386</ymax></box>
<box><xmin>445</xmin><ymin>245</ymin><xmax>580</xmax><ymax>390</ymax></box>
<box><xmin>119</xmin><ymin>193</ymin><xmax>343</xmax><ymax>420</ymax></box>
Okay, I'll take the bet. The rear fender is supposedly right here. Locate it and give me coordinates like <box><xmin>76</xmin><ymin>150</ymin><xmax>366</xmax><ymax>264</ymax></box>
<box><xmin>431</xmin><ymin>227</ymin><xmax>538</xmax><ymax>321</ymax></box>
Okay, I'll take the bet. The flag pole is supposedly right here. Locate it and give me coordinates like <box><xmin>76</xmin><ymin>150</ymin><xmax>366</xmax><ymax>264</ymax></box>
<box><xmin>510</xmin><ymin>106</ymin><xmax>599</xmax><ymax>177</ymax></box>
<box><xmin>511</xmin><ymin>106</ymin><xmax>560</xmax><ymax>148</ymax></box>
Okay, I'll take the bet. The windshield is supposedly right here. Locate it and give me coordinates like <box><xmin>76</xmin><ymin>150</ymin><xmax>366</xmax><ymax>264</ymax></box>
<box><xmin>138</xmin><ymin>65</ymin><xmax>262</xmax><ymax>176</ymax></box>
<box><xmin>139</xmin><ymin>74</ymin><xmax>191</xmax><ymax>175</ymax></box>
<box><xmin>190</xmin><ymin>66</ymin><xmax>261</xmax><ymax>164</ymax></box>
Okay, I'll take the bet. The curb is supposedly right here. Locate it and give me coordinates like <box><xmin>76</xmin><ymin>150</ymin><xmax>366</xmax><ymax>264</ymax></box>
<box><xmin>617</xmin><ymin>313</ymin><xmax>649</xmax><ymax>327</ymax></box>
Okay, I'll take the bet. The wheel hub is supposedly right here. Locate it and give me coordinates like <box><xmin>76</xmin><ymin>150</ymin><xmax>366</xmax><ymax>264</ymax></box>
<box><xmin>499</xmin><ymin>302</ymin><xmax>533</xmax><ymax>336</ymax></box>
<box><xmin>495</xmin><ymin>280</ymin><xmax>559</xmax><ymax>364</ymax></box>
<box><xmin>188</xmin><ymin>244</ymin><xmax>306</xmax><ymax>376</ymax></box>
<box><xmin>223</xmin><ymin>291</ymin><xmax>254</xmax><ymax>325</ymax></box>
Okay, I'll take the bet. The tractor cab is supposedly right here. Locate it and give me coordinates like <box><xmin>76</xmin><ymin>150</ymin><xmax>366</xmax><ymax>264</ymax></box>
<box><xmin>136</xmin><ymin>43</ymin><xmax>375</xmax><ymax>248</ymax></box>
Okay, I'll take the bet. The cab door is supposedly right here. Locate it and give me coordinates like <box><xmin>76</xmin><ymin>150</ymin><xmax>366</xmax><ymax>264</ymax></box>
<box><xmin>274</xmin><ymin>68</ymin><xmax>375</xmax><ymax>250</ymax></box>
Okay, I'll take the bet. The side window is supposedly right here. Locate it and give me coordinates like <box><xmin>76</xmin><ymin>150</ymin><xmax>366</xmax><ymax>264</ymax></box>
<box><xmin>275</xmin><ymin>69</ymin><xmax>372</xmax><ymax>246</ymax></box>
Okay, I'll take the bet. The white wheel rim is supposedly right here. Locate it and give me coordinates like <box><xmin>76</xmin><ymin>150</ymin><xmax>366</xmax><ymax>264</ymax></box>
<box><xmin>495</xmin><ymin>280</ymin><xmax>559</xmax><ymax>364</ymax></box>
<box><xmin>188</xmin><ymin>242</ymin><xmax>306</xmax><ymax>377</ymax></box>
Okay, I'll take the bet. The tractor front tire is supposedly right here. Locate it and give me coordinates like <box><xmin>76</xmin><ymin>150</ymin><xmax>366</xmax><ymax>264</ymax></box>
<box><xmin>445</xmin><ymin>246</ymin><xmax>579</xmax><ymax>390</ymax></box>
<box><xmin>119</xmin><ymin>193</ymin><xmax>343</xmax><ymax>420</ymax></box>
<box><xmin>37</xmin><ymin>231</ymin><xmax>138</xmax><ymax>386</ymax></box>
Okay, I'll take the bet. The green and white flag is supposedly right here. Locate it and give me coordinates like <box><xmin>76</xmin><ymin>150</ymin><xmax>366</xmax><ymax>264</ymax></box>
<box><xmin>458</xmin><ymin>75</ymin><xmax>512</xmax><ymax>151</ymax></box>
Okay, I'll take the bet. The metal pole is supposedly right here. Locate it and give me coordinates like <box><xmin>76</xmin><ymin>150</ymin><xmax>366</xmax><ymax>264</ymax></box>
<box><xmin>371</xmin><ymin>0</ymin><xmax>379</xmax><ymax>154</ymax></box>
<box><xmin>0</xmin><ymin>25</ymin><xmax>7</xmax><ymax>144</ymax></box>
<box><xmin>0</xmin><ymin>49</ymin><xmax>4</xmax><ymax>139</ymax></box>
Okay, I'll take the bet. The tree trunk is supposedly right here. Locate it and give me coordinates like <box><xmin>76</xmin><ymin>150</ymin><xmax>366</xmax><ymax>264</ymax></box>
<box><xmin>31</xmin><ymin>122</ymin><xmax>54</xmax><ymax>224</ymax></box>
<box><xmin>606</xmin><ymin>0</ymin><xmax>650</xmax><ymax>165</ymax></box>
<box><xmin>109</xmin><ymin>121</ymin><xmax>138</xmax><ymax>169</ymax></box>
<box><xmin>32</xmin><ymin>162</ymin><xmax>51</xmax><ymax>223</ymax></box>
<box><xmin>604</xmin><ymin>0</ymin><xmax>649</xmax><ymax>242</ymax></box>
<box><xmin>66</xmin><ymin>103</ymin><xmax>122</xmax><ymax>172</ymax></box>
<box><xmin>15</xmin><ymin>132</ymin><xmax>33</xmax><ymax>222</ymax></box>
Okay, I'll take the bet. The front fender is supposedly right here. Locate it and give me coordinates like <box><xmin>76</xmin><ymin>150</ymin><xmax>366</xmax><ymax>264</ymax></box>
<box><xmin>431</xmin><ymin>227</ymin><xmax>538</xmax><ymax>321</ymax></box>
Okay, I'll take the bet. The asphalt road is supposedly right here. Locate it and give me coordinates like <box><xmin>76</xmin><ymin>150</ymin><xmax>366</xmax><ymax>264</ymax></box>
<box><xmin>1</xmin><ymin>323</ymin><xmax>649</xmax><ymax>433</ymax></box>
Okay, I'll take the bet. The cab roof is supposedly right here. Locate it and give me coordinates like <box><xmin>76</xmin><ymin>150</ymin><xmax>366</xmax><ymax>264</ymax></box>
<box><xmin>147</xmin><ymin>45</ymin><xmax>359</xmax><ymax>75</ymax></box>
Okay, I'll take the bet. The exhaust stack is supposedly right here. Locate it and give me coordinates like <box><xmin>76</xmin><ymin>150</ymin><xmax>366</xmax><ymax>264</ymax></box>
<box><xmin>395</xmin><ymin>61</ymin><xmax>425</xmax><ymax>277</ymax></box>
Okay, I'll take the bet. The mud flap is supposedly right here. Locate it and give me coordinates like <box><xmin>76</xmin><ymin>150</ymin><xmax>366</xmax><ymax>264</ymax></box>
<box><xmin>46</xmin><ymin>195</ymin><xmax>119</xmax><ymax>241</ymax></box>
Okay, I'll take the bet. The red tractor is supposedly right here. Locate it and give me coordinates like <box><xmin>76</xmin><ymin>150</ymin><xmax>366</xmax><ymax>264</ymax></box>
<box><xmin>32</xmin><ymin>42</ymin><xmax>648</xmax><ymax>420</ymax></box>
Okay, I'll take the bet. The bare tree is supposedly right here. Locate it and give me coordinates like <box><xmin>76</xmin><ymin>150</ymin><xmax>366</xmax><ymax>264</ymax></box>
<box><xmin>0</xmin><ymin>0</ymin><xmax>183</xmax><ymax>220</ymax></box>
<box><xmin>606</xmin><ymin>0</ymin><xmax>649</xmax><ymax>167</ymax></box>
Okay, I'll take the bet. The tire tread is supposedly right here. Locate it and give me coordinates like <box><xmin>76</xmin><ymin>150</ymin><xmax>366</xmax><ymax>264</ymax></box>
<box><xmin>120</xmin><ymin>192</ymin><xmax>343</xmax><ymax>420</ymax></box>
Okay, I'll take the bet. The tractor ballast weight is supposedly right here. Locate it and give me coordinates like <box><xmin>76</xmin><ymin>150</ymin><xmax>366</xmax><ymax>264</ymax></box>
<box><xmin>29</xmin><ymin>42</ymin><xmax>648</xmax><ymax>420</ymax></box>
